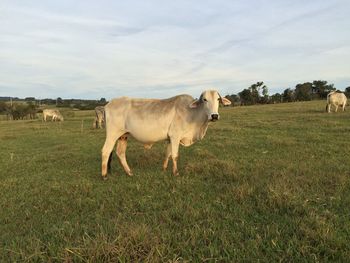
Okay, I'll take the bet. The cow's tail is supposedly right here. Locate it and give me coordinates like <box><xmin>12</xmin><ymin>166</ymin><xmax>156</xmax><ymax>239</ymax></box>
<box><xmin>103</xmin><ymin>108</ymin><xmax>113</xmax><ymax>173</ymax></box>
<box><xmin>327</xmin><ymin>92</ymin><xmax>332</xmax><ymax>102</ymax></box>
<box><xmin>103</xmin><ymin>109</ymin><xmax>107</xmax><ymax>130</ymax></box>
<box><xmin>326</xmin><ymin>92</ymin><xmax>333</xmax><ymax>112</ymax></box>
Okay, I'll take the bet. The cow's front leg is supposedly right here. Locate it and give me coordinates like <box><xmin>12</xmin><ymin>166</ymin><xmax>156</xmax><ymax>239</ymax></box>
<box><xmin>170</xmin><ymin>138</ymin><xmax>180</xmax><ymax>176</ymax></box>
<box><xmin>163</xmin><ymin>143</ymin><xmax>171</xmax><ymax>171</ymax></box>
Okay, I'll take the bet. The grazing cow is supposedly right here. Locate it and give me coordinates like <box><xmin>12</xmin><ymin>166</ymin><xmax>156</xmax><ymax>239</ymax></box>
<box><xmin>326</xmin><ymin>91</ymin><xmax>347</xmax><ymax>113</ymax></box>
<box><xmin>43</xmin><ymin>109</ymin><xmax>64</xmax><ymax>121</ymax></box>
<box><xmin>93</xmin><ymin>106</ymin><xmax>105</xmax><ymax>129</ymax></box>
<box><xmin>101</xmin><ymin>90</ymin><xmax>231</xmax><ymax>179</ymax></box>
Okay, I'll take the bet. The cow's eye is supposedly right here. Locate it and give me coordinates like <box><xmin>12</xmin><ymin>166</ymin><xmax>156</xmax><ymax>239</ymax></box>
<box><xmin>218</xmin><ymin>98</ymin><xmax>220</xmax><ymax>101</ymax></box>
<box><xmin>203</xmin><ymin>98</ymin><xmax>208</xmax><ymax>102</ymax></box>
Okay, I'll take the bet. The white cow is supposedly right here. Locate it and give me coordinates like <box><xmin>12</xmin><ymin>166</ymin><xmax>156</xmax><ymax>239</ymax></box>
<box><xmin>42</xmin><ymin>109</ymin><xmax>64</xmax><ymax>121</ymax></box>
<box><xmin>93</xmin><ymin>106</ymin><xmax>105</xmax><ymax>129</ymax></box>
<box><xmin>326</xmin><ymin>91</ymin><xmax>347</xmax><ymax>113</ymax></box>
<box><xmin>101</xmin><ymin>90</ymin><xmax>231</xmax><ymax>179</ymax></box>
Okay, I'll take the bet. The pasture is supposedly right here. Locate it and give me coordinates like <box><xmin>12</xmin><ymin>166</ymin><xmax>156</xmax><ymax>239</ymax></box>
<box><xmin>0</xmin><ymin>101</ymin><xmax>349</xmax><ymax>262</ymax></box>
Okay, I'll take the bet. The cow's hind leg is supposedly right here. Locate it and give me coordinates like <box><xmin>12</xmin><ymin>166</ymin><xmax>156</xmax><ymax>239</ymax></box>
<box><xmin>101</xmin><ymin>131</ymin><xmax>124</xmax><ymax>179</ymax></box>
<box><xmin>163</xmin><ymin>143</ymin><xmax>171</xmax><ymax>171</ymax></box>
<box><xmin>116</xmin><ymin>135</ymin><xmax>133</xmax><ymax>176</ymax></box>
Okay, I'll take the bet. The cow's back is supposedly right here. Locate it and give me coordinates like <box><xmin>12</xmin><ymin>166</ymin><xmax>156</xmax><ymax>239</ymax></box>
<box><xmin>95</xmin><ymin>106</ymin><xmax>105</xmax><ymax>118</ymax></box>
<box><xmin>95</xmin><ymin>106</ymin><xmax>104</xmax><ymax>113</ymax></box>
<box><xmin>43</xmin><ymin>109</ymin><xmax>56</xmax><ymax>115</ymax></box>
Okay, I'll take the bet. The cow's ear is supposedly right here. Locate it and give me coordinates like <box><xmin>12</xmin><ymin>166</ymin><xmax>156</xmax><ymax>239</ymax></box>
<box><xmin>189</xmin><ymin>99</ymin><xmax>200</xmax><ymax>108</ymax></box>
<box><xmin>220</xmin><ymin>97</ymin><xmax>232</xmax><ymax>106</ymax></box>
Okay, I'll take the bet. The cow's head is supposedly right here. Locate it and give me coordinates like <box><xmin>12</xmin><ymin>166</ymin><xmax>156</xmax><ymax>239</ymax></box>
<box><xmin>189</xmin><ymin>90</ymin><xmax>231</xmax><ymax>121</ymax></box>
<box><xmin>57</xmin><ymin>114</ymin><xmax>64</xmax><ymax>121</ymax></box>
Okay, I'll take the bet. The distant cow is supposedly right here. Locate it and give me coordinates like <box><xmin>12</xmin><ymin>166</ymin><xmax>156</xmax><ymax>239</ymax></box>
<box><xmin>43</xmin><ymin>109</ymin><xmax>64</xmax><ymax>121</ymax></box>
<box><xmin>326</xmin><ymin>91</ymin><xmax>347</xmax><ymax>113</ymax></box>
<box><xmin>101</xmin><ymin>90</ymin><xmax>231</xmax><ymax>179</ymax></box>
<box><xmin>93</xmin><ymin>106</ymin><xmax>105</xmax><ymax>128</ymax></box>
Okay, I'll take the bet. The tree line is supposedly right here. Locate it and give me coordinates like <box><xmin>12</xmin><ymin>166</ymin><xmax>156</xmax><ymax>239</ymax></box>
<box><xmin>225</xmin><ymin>80</ymin><xmax>350</xmax><ymax>106</ymax></box>
<box><xmin>1</xmin><ymin>80</ymin><xmax>349</xmax><ymax>120</ymax></box>
<box><xmin>0</xmin><ymin>97</ymin><xmax>106</xmax><ymax>108</ymax></box>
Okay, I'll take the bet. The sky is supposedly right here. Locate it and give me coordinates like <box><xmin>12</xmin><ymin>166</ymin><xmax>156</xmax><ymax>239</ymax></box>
<box><xmin>1</xmin><ymin>0</ymin><xmax>349</xmax><ymax>99</ymax></box>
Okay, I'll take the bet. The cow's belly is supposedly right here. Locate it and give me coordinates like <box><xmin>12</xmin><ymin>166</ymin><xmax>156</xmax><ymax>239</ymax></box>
<box><xmin>129</xmin><ymin>128</ymin><xmax>168</xmax><ymax>143</ymax></box>
<box><xmin>125</xmin><ymin>119</ymin><xmax>170</xmax><ymax>143</ymax></box>
<box><xmin>334</xmin><ymin>101</ymin><xmax>345</xmax><ymax>106</ymax></box>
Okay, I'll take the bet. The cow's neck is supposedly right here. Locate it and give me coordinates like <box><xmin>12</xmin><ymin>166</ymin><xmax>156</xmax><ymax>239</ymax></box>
<box><xmin>191</xmin><ymin>107</ymin><xmax>210</xmax><ymax>141</ymax></box>
<box><xmin>197</xmin><ymin>120</ymin><xmax>209</xmax><ymax>141</ymax></box>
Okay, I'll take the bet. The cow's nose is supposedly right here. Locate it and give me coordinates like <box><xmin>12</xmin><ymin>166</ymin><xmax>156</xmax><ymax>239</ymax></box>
<box><xmin>211</xmin><ymin>114</ymin><xmax>219</xmax><ymax>121</ymax></box>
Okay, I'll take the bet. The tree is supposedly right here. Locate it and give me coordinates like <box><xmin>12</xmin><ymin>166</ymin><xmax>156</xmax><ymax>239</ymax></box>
<box><xmin>282</xmin><ymin>88</ymin><xmax>294</xmax><ymax>102</ymax></box>
<box><xmin>248</xmin><ymin>82</ymin><xmax>261</xmax><ymax>104</ymax></box>
<box><xmin>295</xmin><ymin>82</ymin><xmax>312</xmax><ymax>101</ymax></box>
<box><xmin>4</xmin><ymin>102</ymin><xmax>39</xmax><ymax>120</ymax></box>
<box><xmin>344</xmin><ymin>86</ymin><xmax>350</xmax><ymax>98</ymax></box>
<box><xmin>26</xmin><ymin>102</ymin><xmax>39</xmax><ymax>119</ymax></box>
<box><xmin>238</xmin><ymin>89</ymin><xmax>253</xmax><ymax>105</ymax></box>
<box><xmin>99</xmin><ymin>98</ymin><xmax>107</xmax><ymax>103</ymax></box>
<box><xmin>56</xmin><ymin>97</ymin><xmax>63</xmax><ymax>105</ymax></box>
<box><xmin>0</xmin><ymin>101</ymin><xmax>7</xmax><ymax>113</ymax></box>
<box><xmin>41</xmin><ymin>98</ymin><xmax>55</xmax><ymax>105</ymax></box>
<box><xmin>312</xmin><ymin>80</ymin><xmax>335</xmax><ymax>99</ymax></box>
<box><xmin>224</xmin><ymin>94</ymin><xmax>239</xmax><ymax>106</ymax></box>
<box><xmin>261</xmin><ymin>85</ymin><xmax>269</xmax><ymax>104</ymax></box>
<box><xmin>270</xmin><ymin>93</ymin><xmax>282</xmax><ymax>103</ymax></box>
<box><xmin>25</xmin><ymin>97</ymin><xmax>35</xmax><ymax>102</ymax></box>
<box><xmin>247</xmin><ymin>81</ymin><xmax>268</xmax><ymax>104</ymax></box>
<box><xmin>250</xmin><ymin>84</ymin><xmax>259</xmax><ymax>104</ymax></box>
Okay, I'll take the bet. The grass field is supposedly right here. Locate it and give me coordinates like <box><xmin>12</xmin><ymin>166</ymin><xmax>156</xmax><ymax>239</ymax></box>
<box><xmin>1</xmin><ymin>101</ymin><xmax>349</xmax><ymax>262</ymax></box>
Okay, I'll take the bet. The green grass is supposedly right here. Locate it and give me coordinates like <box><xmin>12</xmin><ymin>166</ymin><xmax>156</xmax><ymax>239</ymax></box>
<box><xmin>0</xmin><ymin>101</ymin><xmax>349</xmax><ymax>262</ymax></box>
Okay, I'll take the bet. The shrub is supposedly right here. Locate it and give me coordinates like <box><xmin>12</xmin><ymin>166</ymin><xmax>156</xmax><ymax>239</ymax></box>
<box><xmin>5</xmin><ymin>102</ymin><xmax>39</xmax><ymax>120</ymax></box>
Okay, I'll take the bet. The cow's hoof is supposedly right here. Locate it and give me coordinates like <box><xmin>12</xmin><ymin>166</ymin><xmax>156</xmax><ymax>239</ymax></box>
<box><xmin>127</xmin><ymin>171</ymin><xmax>133</xmax><ymax>176</ymax></box>
<box><xmin>173</xmin><ymin>172</ymin><xmax>180</xmax><ymax>176</ymax></box>
<box><xmin>102</xmin><ymin>176</ymin><xmax>108</xmax><ymax>181</ymax></box>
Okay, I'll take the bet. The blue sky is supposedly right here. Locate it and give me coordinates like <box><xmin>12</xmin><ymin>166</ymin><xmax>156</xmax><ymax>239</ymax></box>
<box><xmin>1</xmin><ymin>0</ymin><xmax>349</xmax><ymax>99</ymax></box>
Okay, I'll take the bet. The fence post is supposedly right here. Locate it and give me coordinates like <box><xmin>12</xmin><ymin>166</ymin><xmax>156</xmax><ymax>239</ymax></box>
<box><xmin>81</xmin><ymin>119</ymin><xmax>84</xmax><ymax>133</ymax></box>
